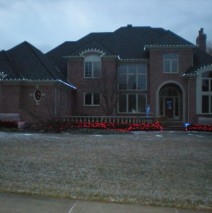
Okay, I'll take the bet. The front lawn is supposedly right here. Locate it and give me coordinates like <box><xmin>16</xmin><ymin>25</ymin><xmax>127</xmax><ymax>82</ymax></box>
<box><xmin>0</xmin><ymin>131</ymin><xmax>211</xmax><ymax>210</ymax></box>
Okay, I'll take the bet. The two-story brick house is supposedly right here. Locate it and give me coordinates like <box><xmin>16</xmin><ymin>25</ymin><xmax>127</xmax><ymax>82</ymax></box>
<box><xmin>47</xmin><ymin>25</ymin><xmax>212</xmax><ymax>124</ymax></box>
<box><xmin>1</xmin><ymin>25</ymin><xmax>212</xmax><ymax>125</ymax></box>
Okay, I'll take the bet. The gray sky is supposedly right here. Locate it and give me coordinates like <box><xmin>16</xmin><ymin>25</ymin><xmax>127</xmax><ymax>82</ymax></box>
<box><xmin>0</xmin><ymin>0</ymin><xmax>212</xmax><ymax>53</ymax></box>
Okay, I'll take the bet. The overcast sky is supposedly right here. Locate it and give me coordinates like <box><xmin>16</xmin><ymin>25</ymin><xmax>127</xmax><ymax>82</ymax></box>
<box><xmin>0</xmin><ymin>0</ymin><xmax>212</xmax><ymax>53</ymax></box>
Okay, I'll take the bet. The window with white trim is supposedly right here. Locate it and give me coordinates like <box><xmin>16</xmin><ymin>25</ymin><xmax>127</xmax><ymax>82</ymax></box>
<box><xmin>84</xmin><ymin>93</ymin><xmax>100</xmax><ymax>106</ymax></box>
<box><xmin>163</xmin><ymin>53</ymin><xmax>178</xmax><ymax>73</ymax></box>
<box><xmin>118</xmin><ymin>64</ymin><xmax>147</xmax><ymax>90</ymax></box>
<box><xmin>84</xmin><ymin>55</ymin><xmax>101</xmax><ymax>78</ymax></box>
<box><xmin>201</xmin><ymin>71</ymin><xmax>212</xmax><ymax>113</ymax></box>
<box><xmin>118</xmin><ymin>93</ymin><xmax>146</xmax><ymax>113</ymax></box>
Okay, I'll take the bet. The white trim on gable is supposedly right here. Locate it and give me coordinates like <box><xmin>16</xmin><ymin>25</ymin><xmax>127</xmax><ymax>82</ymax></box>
<box><xmin>196</xmin><ymin>64</ymin><xmax>212</xmax><ymax>114</ymax></box>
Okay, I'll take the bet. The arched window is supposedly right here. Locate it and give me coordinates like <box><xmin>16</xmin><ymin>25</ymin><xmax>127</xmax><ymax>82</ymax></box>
<box><xmin>84</xmin><ymin>55</ymin><xmax>101</xmax><ymax>78</ymax></box>
<box><xmin>163</xmin><ymin>53</ymin><xmax>178</xmax><ymax>73</ymax></box>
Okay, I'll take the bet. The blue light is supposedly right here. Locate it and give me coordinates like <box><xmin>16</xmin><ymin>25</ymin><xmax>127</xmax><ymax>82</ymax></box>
<box><xmin>184</xmin><ymin>122</ymin><xmax>190</xmax><ymax>127</ymax></box>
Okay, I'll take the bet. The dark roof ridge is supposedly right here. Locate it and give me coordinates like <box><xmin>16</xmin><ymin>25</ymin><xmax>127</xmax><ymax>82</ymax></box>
<box><xmin>12</xmin><ymin>41</ymin><xmax>58</xmax><ymax>79</ymax></box>
<box><xmin>25</xmin><ymin>41</ymin><xmax>62</xmax><ymax>79</ymax></box>
<box><xmin>150</xmin><ymin>29</ymin><xmax>194</xmax><ymax>46</ymax></box>
<box><xmin>46</xmin><ymin>41</ymin><xmax>77</xmax><ymax>55</ymax></box>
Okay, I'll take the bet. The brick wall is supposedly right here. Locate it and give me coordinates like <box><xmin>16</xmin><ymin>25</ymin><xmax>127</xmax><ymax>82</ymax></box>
<box><xmin>148</xmin><ymin>48</ymin><xmax>193</xmax><ymax>121</ymax></box>
<box><xmin>1</xmin><ymin>83</ymin><xmax>20</xmax><ymax>113</ymax></box>
<box><xmin>0</xmin><ymin>82</ymin><xmax>73</xmax><ymax>122</ymax></box>
<box><xmin>67</xmin><ymin>56</ymin><xmax>118</xmax><ymax>116</ymax></box>
<box><xmin>67</xmin><ymin>48</ymin><xmax>196</xmax><ymax>121</ymax></box>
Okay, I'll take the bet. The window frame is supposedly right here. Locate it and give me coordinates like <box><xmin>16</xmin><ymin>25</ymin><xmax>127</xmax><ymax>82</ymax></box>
<box><xmin>84</xmin><ymin>92</ymin><xmax>100</xmax><ymax>106</ymax></box>
<box><xmin>163</xmin><ymin>53</ymin><xmax>179</xmax><ymax>73</ymax></box>
<box><xmin>118</xmin><ymin>64</ymin><xmax>147</xmax><ymax>91</ymax></box>
<box><xmin>118</xmin><ymin>93</ymin><xmax>147</xmax><ymax>114</ymax></box>
<box><xmin>84</xmin><ymin>55</ymin><xmax>101</xmax><ymax>78</ymax></box>
<box><xmin>200</xmin><ymin>71</ymin><xmax>212</xmax><ymax>114</ymax></box>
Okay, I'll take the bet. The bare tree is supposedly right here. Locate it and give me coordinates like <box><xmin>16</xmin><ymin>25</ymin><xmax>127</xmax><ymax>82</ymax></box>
<box><xmin>98</xmin><ymin>68</ymin><xmax>118</xmax><ymax>115</ymax></box>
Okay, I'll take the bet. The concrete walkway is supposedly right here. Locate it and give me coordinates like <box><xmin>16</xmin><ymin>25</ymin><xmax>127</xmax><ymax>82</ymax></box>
<box><xmin>0</xmin><ymin>193</ymin><xmax>209</xmax><ymax>213</ymax></box>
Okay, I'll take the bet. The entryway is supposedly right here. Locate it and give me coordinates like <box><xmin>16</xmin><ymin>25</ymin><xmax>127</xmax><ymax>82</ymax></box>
<box><xmin>159</xmin><ymin>83</ymin><xmax>183</xmax><ymax>121</ymax></box>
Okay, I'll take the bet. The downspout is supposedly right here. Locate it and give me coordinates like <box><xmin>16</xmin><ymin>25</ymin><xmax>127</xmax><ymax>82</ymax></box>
<box><xmin>187</xmin><ymin>79</ymin><xmax>190</xmax><ymax>123</ymax></box>
<box><xmin>54</xmin><ymin>87</ymin><xmax>57</xmax><ymax>117</ymax></box>
<box><xmin>0</xmin><ymin>82</ymin><xmax>2</xmax><ymax>111</ymax></box>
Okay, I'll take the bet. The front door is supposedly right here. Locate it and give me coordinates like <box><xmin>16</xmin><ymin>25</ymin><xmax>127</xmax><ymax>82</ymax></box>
<box><xmin>159</xmin><ymin>84</ymin><xmax>182</xmax><ymax>120</ymax></box>
<box><xmin>165</xmin><ymin>98</ymin><xmax>174</xmax><ymax>118</ymax></box>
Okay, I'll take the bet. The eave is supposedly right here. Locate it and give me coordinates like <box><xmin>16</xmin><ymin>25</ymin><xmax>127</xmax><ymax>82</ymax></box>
<box><xmin>119</xmin><ymin>58</ymin><xmax>148</xmax><ymax>63</ymax></box>
<box><xmin>144</xmin><ymin>44</ymin><xmax>197</xmax><ymax>51</ymax></box>
<box><xmin>182</xmin><ymin>64</ymin><xmax>212</xmax><ymax>77</ymax></box>
<box><xmin>0</xmin><ymin>78</ymin><xmax>76</xmax><ymax>89</ymax></box>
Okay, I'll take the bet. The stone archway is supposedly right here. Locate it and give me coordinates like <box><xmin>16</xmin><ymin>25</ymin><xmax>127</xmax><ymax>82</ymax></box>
<box><xmin>159</xmin><ymin>83</ymin><xmax>183</xmax><ymax>120</ymax></box>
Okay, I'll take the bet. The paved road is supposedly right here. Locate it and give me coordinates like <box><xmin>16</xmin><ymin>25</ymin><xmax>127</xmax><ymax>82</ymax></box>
<box><xmin>0</xmin><ymin>193</ymin><xmax>209</xmax><ymax>213</ymax></box>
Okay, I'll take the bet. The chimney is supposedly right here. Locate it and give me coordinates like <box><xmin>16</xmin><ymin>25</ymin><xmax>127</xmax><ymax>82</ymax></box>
<box><xmin>196</xmin><ymin>28</ymin><xmax>207</xmax><ymax>51</ymax></box>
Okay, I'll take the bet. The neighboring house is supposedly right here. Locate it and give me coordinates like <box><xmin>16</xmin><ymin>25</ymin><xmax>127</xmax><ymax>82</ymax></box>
<box><xmin>47</xmin><ymin>25</ymin><xmax>212</xmax><ymax>124</ymax></box>
<box><xmin>0</xmin><ymin>41</ymin><xmax>75</xmax><ymax>122</ymax></box>
<box><xmin>1</xmin><ymin>26</ymin><xmax>212</xmax><ymax>125</ymax></box>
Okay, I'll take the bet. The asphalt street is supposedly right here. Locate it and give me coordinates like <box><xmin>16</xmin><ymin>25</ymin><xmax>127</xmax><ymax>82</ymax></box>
<box><xmin>0</xmin><ymin>193</ymin><xmax>209</xmax><ymax>213</ymax></box>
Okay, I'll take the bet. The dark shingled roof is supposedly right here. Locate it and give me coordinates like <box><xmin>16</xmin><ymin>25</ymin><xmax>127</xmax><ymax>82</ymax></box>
<box><xmin>0</xmin><ymin>51</ymin><xmax>17</xmax><ymax>79</ymax></box>
<box><xmin>46</xmin><ymin>25</ymin><xmax>195</xmax><ymax>75</ymax></box>
<box><xmin>0</xmin><ymin>41</ymin><xmax>75</xmax><ymax>88</ymax></box>
<box><xmin>46</xmin><ymin>32</ymin><xmax>112</xmax><ymax>76</ymax></box>
<box><xmin>184</xmin><ymin>49</ymin><xmax>212</xmax><ymax>76</ymax></box>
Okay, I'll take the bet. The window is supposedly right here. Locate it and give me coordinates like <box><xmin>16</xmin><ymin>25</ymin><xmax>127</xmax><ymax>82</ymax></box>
<box><xmin>163</xmin><ymin>53</ymin><xmax>178</xmax><ymax>73</ymax></box>
<box><xmin>118</xmin><ymin>93</ymin><xmax>146</xmax><ymax>113</ymax></box>
<box><xmin>201</xmin><ymin>71</ymin><xmax>212</xmax><ymax>113</ymax></box>
<box><xmin>84</xmin><ymin>93</ymin><xmax>100</xmax><ymax>106</ymax></box>
<box><xmin>84</xmin><ymin>55</ymin><xmax>101</xmax><ymax>78</ymax></box>
<box><xmin>118</xmin><ymin>64</ymin><xmax>147</xmax><ymax>90</ymax></box>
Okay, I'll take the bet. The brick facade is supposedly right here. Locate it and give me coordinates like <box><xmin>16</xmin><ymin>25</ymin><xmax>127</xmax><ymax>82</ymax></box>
<box><xmin>67</xmin><ymin>56</ymin><xmax>118</xmax><ymax>116</ymax></box>
<box><xmin>0</xmin><ymin>82</ymin><xmax>73</xmax><ymax>122</ymax></box>
<box><xmin>66</xmin><ymin>48</ymin><xmax>200</xmax><ymax>123</ymax></box>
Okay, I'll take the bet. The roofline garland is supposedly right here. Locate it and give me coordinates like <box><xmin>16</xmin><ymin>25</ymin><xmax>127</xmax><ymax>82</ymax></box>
<box><xmin>182</xmin><ymin>64</ymin><xmax>212</xmax><ymax>77</ymax></box>
<box><xmin>79</xmin><ymin>48</ymin><xmax>106</xmax><ymax>56</ymax></box>
<box><xmin>144</xmin><ymin>44</ymin><xmax>197</xmax><ymax>50</ymax></box>
<box><xmin>119</xmin><ymin>58</ymin><xmax>148</xmax><ymax>62</ymax></box>
<box><xmin>64</xmin><ymin>55</ymin><xmax>148</xmax><ymax>61</ymax></box>
<box><xmin>0</xmin><ymin>78</ymin><xmax>76</xmax><ymax>89</ymax></box>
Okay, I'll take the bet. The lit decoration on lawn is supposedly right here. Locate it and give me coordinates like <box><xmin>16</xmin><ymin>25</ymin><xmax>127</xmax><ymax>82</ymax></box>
<box><xmin>186</xmin><ymin>124</ymin><xmax>212</xmax><ymax>132</ymax></box>
<box><xmin>1</xmin><ymin>119</ymin><xmax>211</xmax><ymax>132</ymax></box>
<box><xmin>47</xmin><ymin>121</ymin><xmax>163</xmax><ymax>132</ymax></box>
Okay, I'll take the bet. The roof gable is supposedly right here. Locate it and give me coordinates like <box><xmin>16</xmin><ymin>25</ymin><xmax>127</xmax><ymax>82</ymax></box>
<box><xmin>184</xmin><ymin>49</ymin><xmax>212</xmax><ymax>76</ymax></box>
<box><xmin>0</xmin><ymin>41</ymin><xmax>75</xmax><ymax>88</ymax></box>
<box><xmin>6</xmin><ymin>41</ymin><xmax>65</xmax><ymax>81</ymax></box>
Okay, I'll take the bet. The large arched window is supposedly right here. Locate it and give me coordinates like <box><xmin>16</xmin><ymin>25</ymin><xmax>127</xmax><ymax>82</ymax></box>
<box><xmin>201</xmin><ymin>71</ymin><xmax>212</xmax><ymax>113</ymax></box>
<box><xmin>163</xmin><ymin>53</ymin><xmax>178</xmax><ymax>73</ymax></box>
<box><xmin>84</xmin><ymin>55</ymin><xmax>101</xmax><ymax>78</ymax></box>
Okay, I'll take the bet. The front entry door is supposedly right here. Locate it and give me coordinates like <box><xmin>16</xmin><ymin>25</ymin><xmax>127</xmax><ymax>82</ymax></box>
<box><xmin>165</xmin><ymin>98</ymin><xmax>174</xmax><ymax>118</ymax></box>
<box><xmin>159</xmin><ymin>84</ymin><xmax>182</xmax><ymax>120</ymax></box>
<box><xmin>162</xmin><ymin>97</ymin><xmax>179</xmax><ymax>119</ymax></box>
